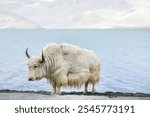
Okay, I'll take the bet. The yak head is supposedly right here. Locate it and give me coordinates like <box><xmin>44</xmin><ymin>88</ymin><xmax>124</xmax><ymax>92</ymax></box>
<box><xmin>25</xmin><ymin>48</ymin><xmax>46</xmax><ymax>81</ymax></box>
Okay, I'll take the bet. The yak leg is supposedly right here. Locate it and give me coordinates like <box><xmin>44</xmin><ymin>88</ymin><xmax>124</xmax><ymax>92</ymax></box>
<box><xmin>55</xmin><ymin>85</ymin><xmax>61</xmax><ymax>94</ymax></box>
<box><xmin>84</xmin><ymin>82</ymin><xmax>89</xmax><ymax>93</ymax></box>
<box><xmin>52</xmin><ymin>82</ymin><xmax>61</xmax><ymax>94</ymax></box>
<box><xmin>92</xmin><ymin>82</ymin><xmax>96</xmax><ymax>93</ymax></box>
<box><xmin>52</xmin><ymin>82</ymin><xmax>56</xmax><ymax>94</ymax></box>
<box><xmin>56</xmin><ymin>74</ymin><xmax>68</xmax><ymax>94</ymax></box>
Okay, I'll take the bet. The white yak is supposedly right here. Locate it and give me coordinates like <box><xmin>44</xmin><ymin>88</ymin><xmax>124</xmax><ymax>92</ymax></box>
<box><xmin>26</xmin><ymin>43</ymin><xmax>100</xmax><ymax>94</ymax></box>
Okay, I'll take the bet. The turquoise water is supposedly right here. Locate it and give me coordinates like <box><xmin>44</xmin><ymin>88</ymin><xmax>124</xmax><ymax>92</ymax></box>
<box><xmin>0</xmin><ymin>29</ymin><xmax>150</xmax><ymax>93</ymax></box>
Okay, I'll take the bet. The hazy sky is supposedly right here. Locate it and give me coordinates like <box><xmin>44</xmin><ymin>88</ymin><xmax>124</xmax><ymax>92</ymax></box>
<box><xmin>0</xmin><ymin>0</ymin><xmax>150</xmax><ymax>28</ymax></box>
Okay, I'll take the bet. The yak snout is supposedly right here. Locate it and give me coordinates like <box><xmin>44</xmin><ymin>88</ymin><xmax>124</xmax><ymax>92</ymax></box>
<box><xmin>28</xmin><ymin>77</ymin><xmax>34</xmax><ymax>81</ymax></box>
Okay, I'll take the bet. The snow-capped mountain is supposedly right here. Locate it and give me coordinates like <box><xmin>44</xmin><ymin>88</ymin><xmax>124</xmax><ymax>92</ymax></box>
<box><xmin>0</xmin><ymin>0</ymin><xmax>150</xmax><ymax>28</ymax></box>
<box><xmin>0</xmin><ymin>11</ymin><xmax>42</xmax><ymax>29</ymax></box>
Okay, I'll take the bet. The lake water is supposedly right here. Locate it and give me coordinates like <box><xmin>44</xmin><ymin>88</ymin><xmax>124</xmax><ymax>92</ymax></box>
<box><xmin>0</xmin><ymin>29</ymin><xmax>150</xmax><ymax>93</ymax></box>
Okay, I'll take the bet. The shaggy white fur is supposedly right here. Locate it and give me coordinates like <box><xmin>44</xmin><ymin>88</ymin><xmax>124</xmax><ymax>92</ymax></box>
<box><xmin>27</xmin><ymin>43</ymin><xmax>100</xmax><ymax>94</ymax></box>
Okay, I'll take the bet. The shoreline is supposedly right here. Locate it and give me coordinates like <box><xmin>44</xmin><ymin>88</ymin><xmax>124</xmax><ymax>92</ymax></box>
<box><xmin>0</xmin><ymin>90</ymin><xmax>150</xmax><ymax>100</ymax></box>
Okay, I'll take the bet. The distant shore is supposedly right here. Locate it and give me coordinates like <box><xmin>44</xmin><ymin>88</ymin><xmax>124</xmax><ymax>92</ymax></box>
<box><xmin>0</xmin><ymin>90</ymin><xmax>150</xmax><ymax>100</ymax></box>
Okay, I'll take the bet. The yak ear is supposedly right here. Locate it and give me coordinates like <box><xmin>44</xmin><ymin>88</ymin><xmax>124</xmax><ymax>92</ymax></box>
<box><xmin>39</xmin><ymin>50</ymin><xmax>45</xmax><ymax>63</ymax></box>
<box><xmin>25</xmin><ymin>48</ymin><xmax>30</xmax><ymax>58</ymax></box>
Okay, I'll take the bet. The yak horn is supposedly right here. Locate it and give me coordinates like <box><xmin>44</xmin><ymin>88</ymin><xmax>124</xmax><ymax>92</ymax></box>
<box><xmin>25</xmin><ymin>48</ymin><xmax>30</xmax><ymax>58</ymax></box>
<box><xmin>40</xmin><ymin>50</ymin><xmax>45</xmax><ymax>63</ymax></box>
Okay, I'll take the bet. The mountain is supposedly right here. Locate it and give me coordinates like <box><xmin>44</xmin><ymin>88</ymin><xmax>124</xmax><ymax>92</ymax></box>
<box><xmin>0</xmin><ymin>0</ymin><xmax>150</xmax><ymax>28</ymax></box>
<box><xmin>0</xmin><ymin>11</ymin><xmax>42</xmax><ymax>29</ymax></box>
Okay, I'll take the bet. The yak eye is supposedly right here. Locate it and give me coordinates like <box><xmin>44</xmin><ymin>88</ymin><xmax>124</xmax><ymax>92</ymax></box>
<box><xmin>33</xmin><ymin>65</ymin><xmax>38</xmax><ymax>68</ymax></box>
